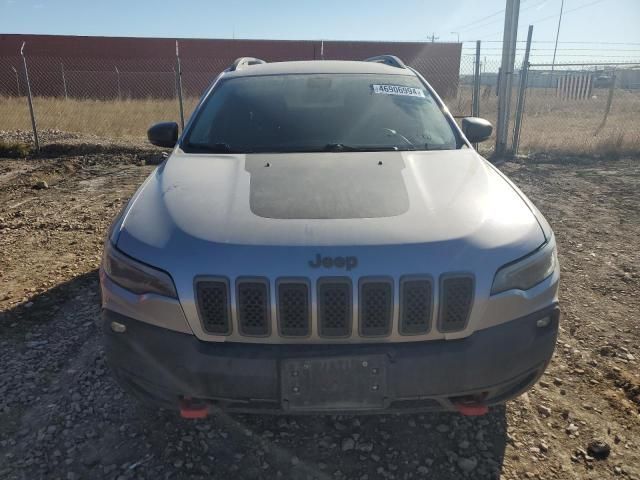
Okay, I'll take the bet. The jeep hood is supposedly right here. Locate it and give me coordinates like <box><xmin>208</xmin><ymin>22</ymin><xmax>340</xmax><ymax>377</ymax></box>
<box><xmin>115</xmin><ymin>148</ymin><xmax>545</xmax><ymax>275</ymax></box>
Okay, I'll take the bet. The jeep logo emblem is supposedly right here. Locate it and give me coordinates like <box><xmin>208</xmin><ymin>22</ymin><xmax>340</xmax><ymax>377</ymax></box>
<box><xmin>308</xmin><ymin>254</ymin><xmax>358</xmax><ymax>271</ymax></box>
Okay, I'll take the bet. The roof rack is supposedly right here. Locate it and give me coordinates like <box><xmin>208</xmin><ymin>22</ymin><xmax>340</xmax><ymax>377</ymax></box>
<box><xmin>230</xmin><ymin>57</ymin><xmax>267</xmax><ymax>71</ymax></box>
<box><xmin>364</xmin><ymin>55</ymin><xmax>407</xmax><ymax>69</ymax></box>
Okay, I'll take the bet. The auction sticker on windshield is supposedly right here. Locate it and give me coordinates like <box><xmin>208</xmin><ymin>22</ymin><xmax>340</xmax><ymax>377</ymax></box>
<box><xmin>372</xmin><ymin>84</ymin><xmax>425</xmax><ymax>98</ymax></box>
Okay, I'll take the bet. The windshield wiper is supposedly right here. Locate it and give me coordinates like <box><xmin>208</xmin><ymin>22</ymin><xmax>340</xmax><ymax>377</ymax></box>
<box><xmin>322</xmin><ymin>143</ymin><xmax>401</xmax><ymax>152</ymax></box>
<box><xmin>323</xmin><ymin>143</ymin><xmax>362</xmax><ymax>152</ymax></box>
<box><xmin>422</xmin><ymin>143</ymin><xmax>456</xmax><ymax>151</ymax></box>
<box><xmin>184</xmin><ymin>142</ymin><xmax>244</xmax><ymax>154</ymax></box>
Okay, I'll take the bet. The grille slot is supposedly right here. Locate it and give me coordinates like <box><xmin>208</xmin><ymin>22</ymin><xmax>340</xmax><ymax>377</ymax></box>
<box><xmin>359</xmin><ymin>280</ymin><xmax>393</xmax><ymax>336</ymax></box>
<box><xmin>278</xmin><ymin>282</ymin><xmax>310</xmax><ymax>337</ymax></box>
<box><xmin>196</xmin><ymin>280</ymin><xmax>231</xmax><ymax>335</ymax></box>
<box><xmin>440</xmin><ymin>276</ymin><xmax>474</xmax><ymax>332</ymax></box>
<box><xmin>399</xmin><ymin>279</ymin><xmax>432</xmax><ymax>335</ymax></box>
<box><xmin>237</xmin><ymin>280</ymin><xmax>270</xmax><ymax>336</ymax></box>
<box><xmin>318</xmin><ymin>279</ymin><xmax>352</xmax><ymax>337</ymax></box>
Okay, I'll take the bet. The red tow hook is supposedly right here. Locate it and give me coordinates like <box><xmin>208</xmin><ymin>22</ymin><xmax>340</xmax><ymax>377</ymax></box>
<box><xmin>452</xmin><ymin>394</ymin><xmax>489</xmax><ymax>416</ymax></box>
<box><xmin>179</xmin><ymin>397</ymin><xmax>209</xmax><ymax>419</ymax></box>
<box><xmin>454</xmin><ymin>403</ymin><xmax>489</xmax><ymax>416</ymax></box>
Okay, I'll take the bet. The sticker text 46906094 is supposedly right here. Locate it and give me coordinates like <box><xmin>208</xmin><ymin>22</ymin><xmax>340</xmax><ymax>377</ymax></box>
<box><xmin>372</xmin><ymin>84</ymin><xmax>426</xmax><ymax>98</ymax></box>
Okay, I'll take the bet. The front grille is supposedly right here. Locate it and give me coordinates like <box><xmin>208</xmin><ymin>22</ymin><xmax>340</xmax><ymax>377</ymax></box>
<box><xmin>440</xmin><ymin>276</ymin><xmax>474</xmax><ymax>332</ymax></box>
<box><xmin>196</xmin><ymin>280</ymin><xmax>231</xmax><ymax>335</ymax></box>
<box><xmin>360</xmin><ymin>281</ymin><xmax>393</xmax><ymax>336</ymax></box>
<box><xmin>318</xmin><ymin>279</ymin><xmax>352</xmax><ymax>337</ymax></box>
<box><xmin>278</xmin><ymin>282</ymin><xmax>310</xmax><ymax>337</ymax></box>
<box><xmin>400</xmin><ymin>279</ymin><xmax>432</xmax><ymax>335</ymax></box>
<box><xmin>237</xmin><ymin>280</ymin><xmax>270</xmax><ymax>336</ymax></box>
<box><xmin>195</xmin><ymin>274</ymin><xmax>475</xmax><ymax>339</ymax></box>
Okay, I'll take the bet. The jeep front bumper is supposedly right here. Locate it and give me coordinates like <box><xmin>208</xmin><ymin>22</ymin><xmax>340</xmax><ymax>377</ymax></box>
<box><xmin>102</xmin><ymin>305</ymin><xmax>559</xmax><ymax>414</ymax></box>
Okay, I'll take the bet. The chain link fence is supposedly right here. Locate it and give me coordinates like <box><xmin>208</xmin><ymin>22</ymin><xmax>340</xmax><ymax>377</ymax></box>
<box><xmin>1</xmin><ymin>50</ymin><xmax>467</xmax><ymax>148</ymax></box>
<box><xmin>1</xmin><ymin>42</ymin><xmax>639</xmax><ymax>158</ymax></box>
<box><xmin>0</xmin><ymin>55</ymin><xmax>220</xmax><ymax>142</ymax></box>
<box><xmin>517</xmin><ymin>62</ymin><xmax>640</xmax><ymax>156</ymax></box>
<box><xmin>452</xmin><ymin>52</ymin><xmax>504</xmax><ymax>155</ymax></box>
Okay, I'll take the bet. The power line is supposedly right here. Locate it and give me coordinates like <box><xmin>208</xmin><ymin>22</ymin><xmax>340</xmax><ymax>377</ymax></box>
<box><xmin>450</xmin><ymin>8</ymin><xmax>505</xmax><ymax>32</ymax></box>
<box><xmin>456</xmin><ymin>0</ymin><xmax>548</xmax><ymax>33</ymax></box>
<box><xmin>525</xmin><ymin>0</ymin><xmax>608</xmax><ymax>26</ymax></box>
<box><xmin>462</xmin><ymin>54</ymin><xmax>640</xmax><ymax>59</ymax></box>
<box><xmin>468</xmin><ymin>0</ymin><xmax>611</xmax><ymax>41</ymax></box>
<box><xmin>462</xmin><ymin>47</ymin><xmax>640</xmax><ymax>51</ymax></box>
<box><xmin>449</xmin><ymin>0</ymin><xmax>539</xmax><ymax>33</ymax></box>
<box><xmin>536</xmin><ymin>41</ymin><xmax>640</xmax><ymax>45</ymax></box>
<box><xmin>462</xmin><ymin>40</ymin><xmax>640</xmax><ymax>45</ymax></box>
<box><xmin>551</xmin><ymin>0</ymin><xmax>565</xmax><ymax>71</ymax></box>
<box><xmin>464</xmin><ymin>40</ymin><xmax>640</xmax><ymax>44</ymax></box>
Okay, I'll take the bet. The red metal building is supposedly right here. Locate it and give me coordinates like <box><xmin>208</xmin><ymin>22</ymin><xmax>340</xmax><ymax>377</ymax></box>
<box><xmin>0</xmin><ymin>34</ymin><xmax>461</xmax><ymax>99</ymax></box>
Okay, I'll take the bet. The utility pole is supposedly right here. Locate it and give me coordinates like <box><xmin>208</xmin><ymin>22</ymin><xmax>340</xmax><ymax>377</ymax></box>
<box><xmin>450</xmin><ymin>32</ymin><xmax>460</xmax><ymax>43</ymax></box>
<box><xmin>551</xmin><ymin>0</ymin><xmax>564</xmax><ymax>72</ymax></box>
<box><xmin>428</xmin><ymin>33</ymin><xmax>439</xmax><ymax>43</ymax></box>
<box><xmin>495</xmin><ymin>0</ymin><xmax>520</xmax><ymax>157</ymax></box>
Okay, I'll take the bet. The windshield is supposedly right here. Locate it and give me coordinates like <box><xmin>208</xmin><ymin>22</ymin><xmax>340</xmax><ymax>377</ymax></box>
<box><xmin>183</xmin><ymin>73</ymin><xmax>460</xmax><ymax>153</ymax></box>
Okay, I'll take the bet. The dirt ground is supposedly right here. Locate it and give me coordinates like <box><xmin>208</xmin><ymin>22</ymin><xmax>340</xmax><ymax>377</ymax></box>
<box><xmin>0</xmin><ymin>136</ymin><xmax>638</xmax><ymax>480</ymax></box>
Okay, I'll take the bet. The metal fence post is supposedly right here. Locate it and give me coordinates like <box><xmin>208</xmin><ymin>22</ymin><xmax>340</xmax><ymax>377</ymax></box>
<box><xmin>61</xmin><ymin>62</ymin><xmax>68</xmax><ymax>99</ymax></box>
<box><xmin>115</xmin><ymin>66</ymin><xmax>121</xmax><ymax>100</ymax></box>
<box><xmin>175</xmin><ymin>40</ymin><xmax>185</xmax><ymax>131</ymax></box>
<box><xmin>512</xmin><ymin>25</ymin><xmax>533</xmax><ymax>156</ymax></box>
<box><xmin>472</xmin><ymin>40</ymin><xmax>481</xmax><ymax>118</ymax></box>
<box><xmin>20</xmin><ymin>42</ymin><xmax>39</xmax><ymax>152</ymax></box>
<box><xmin>595</xmin><ymin>71</ymin><xmax>617</xmax><ymax>136</ymax></box>
<box><xmin>173</xmin><ymin>66</ymin><xmax>178</xmax><ymax>97</ymax></box>
<box><xmin>471</xmin><ymin>40</ymin><xmax>480</xmax><ymax>117</ymax></box>
<box><xmin>11</xmin><ymin>66</ymin><xmax>20</xmax><ymax>96</ymax></box>
<box><xmin>471</xmin><ymin>40</ymin><xmax>482</xmax><ymax>150</ymax></box>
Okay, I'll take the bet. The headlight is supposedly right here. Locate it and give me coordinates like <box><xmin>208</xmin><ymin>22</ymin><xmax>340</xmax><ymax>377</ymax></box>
<box><xmin>491</xmin><ymin>238</ymin><xmax>557</xmax><ymax>295</ymax></box>
<box><xmin>102</xmin><ymin>241</ymin><xmax>177</xmax><ymax>298</ymax></box>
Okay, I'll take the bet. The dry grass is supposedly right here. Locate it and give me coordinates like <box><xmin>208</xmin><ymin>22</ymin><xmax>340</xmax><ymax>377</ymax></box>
<box><xmin>0</xmin><ymin>96</ymin><xmax>198</xmax><ymax>140</ymax></box>
<box><xmin>2</xmin><ymin>88</ymin><xmax>640</xmax><ymax>156</ymax></box>
<box><xmin>0</xmin><ymin>139</ymin><xmax>31</xmax><ymax>157</ymax></box>
<box><xmin>451</xmin><ymin>86</ymin><xmax>640</xmax><ymax>156</ymax></box>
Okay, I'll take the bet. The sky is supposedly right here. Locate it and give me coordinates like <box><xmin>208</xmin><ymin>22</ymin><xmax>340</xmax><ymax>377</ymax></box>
<box><xmin>2</xmin><ymin>0</ymin><xmax>640</xmax><ymax>62</ymax></box>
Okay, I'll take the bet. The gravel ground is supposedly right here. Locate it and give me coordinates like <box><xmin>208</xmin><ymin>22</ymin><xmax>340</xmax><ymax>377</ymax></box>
<box><xmin>0</xmin><ymin>136</ymin><xmax>638</xmax><ymax>479</ymax></box>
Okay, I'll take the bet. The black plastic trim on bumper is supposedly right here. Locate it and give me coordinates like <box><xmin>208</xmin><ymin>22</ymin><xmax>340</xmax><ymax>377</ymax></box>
<box><xmin>102</xmin><ymin>305</ymin><xmax>560</xmax><ymax>413</ymax></box>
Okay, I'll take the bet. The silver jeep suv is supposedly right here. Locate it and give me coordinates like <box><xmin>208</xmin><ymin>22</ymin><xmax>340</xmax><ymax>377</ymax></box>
<box><xmin>100</xmin><ymin>56</ymin><xmax>559</xmax><ymax>417</ymax></box>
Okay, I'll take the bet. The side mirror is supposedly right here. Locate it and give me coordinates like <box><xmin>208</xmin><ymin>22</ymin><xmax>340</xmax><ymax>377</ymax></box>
<box><xmin>147</xmin><ymin>122</ymin><xmax>179</xmax><ymax>148</ymax></box>
<box><xmin>462</xmin><ymin>117</ymin><xmax>493</xmax><ymax>144</ymax></box>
